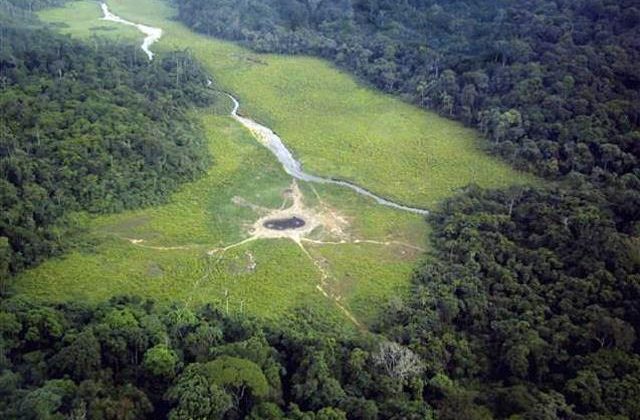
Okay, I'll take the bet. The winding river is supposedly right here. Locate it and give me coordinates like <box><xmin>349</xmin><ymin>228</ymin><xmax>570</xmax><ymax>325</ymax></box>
<box><xmin>101</xmin><ymin>3</ymin><xmax>162</xmax><ymax>60</ymax></box>
<box><xmin>100</xmin><ymin>3</ymin><xmax>429</xmax><ymax>215</ymax></box>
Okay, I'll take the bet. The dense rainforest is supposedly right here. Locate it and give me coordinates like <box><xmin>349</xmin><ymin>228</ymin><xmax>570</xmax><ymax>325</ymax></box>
<box><xmin>0</xmin><ymin>0</ymin><xmax>213</xmax><ymax>279</ymax></box>
<box><xmin>381</xmin><ymin>185</ymin><xmax>640</xmax><ymax>417</ymax></box>
<box><xmin>1</xmin><ymin>0</ymin><xmax>640</xmax><ymax>419</ymax></box>
<box><xmin>0</xmin><ymin>296</ymin><xmax>431</xmax><ymax>419</ymax></box>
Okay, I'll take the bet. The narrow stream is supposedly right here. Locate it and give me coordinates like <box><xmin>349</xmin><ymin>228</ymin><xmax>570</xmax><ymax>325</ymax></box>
<box><xmin>101</xmin><ymin>3</ymin><xmax>429</xmax><ymax>215</ymax></box>
<box><xmin>100</xmin><ymin>3</ymin><xmax>162</xmax><ymax>60</ymax></box>
<box><xmin>227</xmin><ymin>95</ymin><xmax>429</xmax><ymax>215</ymax></box>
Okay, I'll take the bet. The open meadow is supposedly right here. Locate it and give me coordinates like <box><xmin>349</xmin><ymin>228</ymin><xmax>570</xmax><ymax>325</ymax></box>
<box><xmin>14</xmin><ymin>0</ymin><xmax>535</xmax><ymax>327</ymax></box>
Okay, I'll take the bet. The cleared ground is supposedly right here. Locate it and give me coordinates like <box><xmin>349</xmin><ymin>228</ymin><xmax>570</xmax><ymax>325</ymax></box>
<box><xmin>15</xmin><ymin>1</ymin><xmax>534</xmax><ymax>326</ymax></box>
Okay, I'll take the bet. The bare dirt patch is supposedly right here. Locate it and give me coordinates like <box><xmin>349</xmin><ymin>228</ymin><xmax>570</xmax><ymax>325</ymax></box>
<box><xmin>246</xmin><ymin>181</ymin><xmax>347</xmax><ymax>243</ymax></box>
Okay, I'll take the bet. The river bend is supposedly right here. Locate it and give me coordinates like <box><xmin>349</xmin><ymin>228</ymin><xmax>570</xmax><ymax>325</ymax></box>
<box><xmin>100</xmin><ymin>3</ymin><xmax>429</xmax><ymax>215</ymax></box>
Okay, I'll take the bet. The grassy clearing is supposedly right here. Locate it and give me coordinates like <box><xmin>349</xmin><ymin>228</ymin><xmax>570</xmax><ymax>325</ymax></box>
<box><xmin>306</xmin><ymin>242</ymin><xmax>420</xmax><ymax>323</ymax></box>
<box><xmin>103</xmin><ymin>0</ymin><xmax>534</xmax><ymax>207</ymax></box>
<box><xmin>39</xmin><ymin>1</ymin><xmax>140</xmax><ymax>41</ymax></box>
<box><xmin>19</xmin><ymin>236</ymin><xmax>328</xmax><ymax>318</ymax></box>
<box><xmin>15</xmin><ymin>101</ymin><xmax>424</xmax><ymax>323</ymax></box>
<box><xmin>16</xmin><ymin>0</ymin><xmax>532</xmax><ymax>325</ymax></box>
<box><xmin>15</xmin><ymin>110</ymin><xmax>329</xmax><ymax>317</ymax></box>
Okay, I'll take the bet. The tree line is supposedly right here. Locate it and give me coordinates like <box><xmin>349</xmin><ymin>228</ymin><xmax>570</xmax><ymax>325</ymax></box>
<box><xmin>0</xmin><ymin>296</ymin><xmax>430</xmax><ymax>419</ymax></box>
<box><xmin>377</xmin><ymin>184</ymin><xmax>640</xmax><ymax>418</ymax></box>
<box><xmin>0</xmin><ymin>0</ymin><xmax>215</xmax><ymax>279</ymax></box>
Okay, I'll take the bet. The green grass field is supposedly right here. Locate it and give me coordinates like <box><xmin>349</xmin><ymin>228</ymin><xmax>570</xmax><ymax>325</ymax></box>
<box><xmin>16</xmin><ymin>102</ymin><xmax>424</xmax><ymax>324</ymax></box>
<box><xmin>15</xmin><ymin>0</ymin><xmax>535</xmax><ymax>326</ymax></box>
<box><xmin>86</xmin><ymin>0</ymin><xmax>532</xmax><ymax>207</ymax></box>
<box><xmin>39</xmin><ymin>1</ymin><xmax>140</xmax><ymax>41</ymax></box>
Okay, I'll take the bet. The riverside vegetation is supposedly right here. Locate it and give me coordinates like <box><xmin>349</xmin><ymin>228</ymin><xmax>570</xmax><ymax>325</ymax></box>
<box><xmin>1</xmin><ymin>0</ymin><xmax>639</xmax><ymax>418</ymax></box>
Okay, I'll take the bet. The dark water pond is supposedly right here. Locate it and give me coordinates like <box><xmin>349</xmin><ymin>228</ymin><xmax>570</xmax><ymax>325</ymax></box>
<box><xmin>263</xmin><ymin>217</ymin><xmax>306</xmax><ymax>231</ymax></box>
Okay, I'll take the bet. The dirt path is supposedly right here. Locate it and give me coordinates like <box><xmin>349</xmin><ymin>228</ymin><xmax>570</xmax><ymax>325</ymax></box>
<box><xmin>122</xmin><ymin>238</ymin><xmax>191</xmax><ymax>251</ymax></box>
<box><xmin>115</xmin><ymin>181</ymin><xmax>425</xmax><ymax>327</ymax></box>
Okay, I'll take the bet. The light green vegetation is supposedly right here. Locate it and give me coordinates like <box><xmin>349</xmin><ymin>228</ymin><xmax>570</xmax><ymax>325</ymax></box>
<box><xmin>15</xmin><ymin>0</ymin><xmax>532</xmax><ymax>325</ymax></box>
<box><xmin>16</xmin><ymin>99</ymin><xmax>423</xmax><ymax>324</ymax></box>
<box><xmin>105</xmin><ymin>0</ymin><xmax>534</xmax><ymax>207</ymax></box>
<box><xmin>39</xmin><ymin>1</ymin><xmax>139</xmax><ymax>41</ymax></box>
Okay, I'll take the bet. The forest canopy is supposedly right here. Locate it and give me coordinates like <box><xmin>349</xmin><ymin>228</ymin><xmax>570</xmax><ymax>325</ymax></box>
<box><xmin>0</xmin><ymin>296</ymin><xmax>431</xmax><ymax>419</ymax></box>
<box><xmin>1</xmin><ymin>0</ymin><xmax>639</xmax><ymax>418</ymax></box>
<box><xmin>0</xmin><ymin>2</ymin><xmax>214</xmax><ymax>278</ymax></box>
<box><xmin>379</xmin><ymin>185</ymin><xmax>640</xmax><ymax>418</ymax></box>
